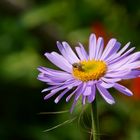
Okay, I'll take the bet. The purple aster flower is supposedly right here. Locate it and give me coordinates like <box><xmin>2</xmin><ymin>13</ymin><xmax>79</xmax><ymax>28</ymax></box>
<box><xmin>38</xmin><ymin>34</ymin><xmax>140</xmax><ymax>112</ymax></box>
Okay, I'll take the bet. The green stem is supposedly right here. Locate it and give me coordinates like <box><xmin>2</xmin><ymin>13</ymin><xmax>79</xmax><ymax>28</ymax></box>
<box><xmin>91</xmin><ymin>98</ymin><xmax>100</xmax><ymax>140</ymax></box>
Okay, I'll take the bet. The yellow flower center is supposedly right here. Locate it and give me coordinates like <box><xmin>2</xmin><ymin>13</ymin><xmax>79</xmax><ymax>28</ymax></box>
<box><xmin>72</xmin><ymin>60</ymin><xmax>107</xmax><ymax>82</ymax></box>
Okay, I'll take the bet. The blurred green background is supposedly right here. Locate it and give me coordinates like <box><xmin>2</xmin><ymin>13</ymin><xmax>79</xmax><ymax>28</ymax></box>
<box><xmin>0</xmin><ymin>0</ymin><xmax>140</xmax><ymax>140</ymax></box>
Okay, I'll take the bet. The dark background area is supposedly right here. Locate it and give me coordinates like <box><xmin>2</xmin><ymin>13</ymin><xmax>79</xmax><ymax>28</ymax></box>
<box><xmin>0</xmin><ymin>0</ymin><xmax>140</xmax><ymax>140</ymax></box>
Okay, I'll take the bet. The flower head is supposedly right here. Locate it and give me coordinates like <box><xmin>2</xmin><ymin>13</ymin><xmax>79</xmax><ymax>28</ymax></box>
<box><xmin>38</xmin><ymin>34</ymin><xmax>140</xmax><ymax>112</ymax></box>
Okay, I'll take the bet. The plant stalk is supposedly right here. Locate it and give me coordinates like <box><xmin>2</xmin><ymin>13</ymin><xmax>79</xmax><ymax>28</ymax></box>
<box><xmin>91</xmin><ymin>98</ymin><xmax>100</xmax><ymax>140</ymax></box>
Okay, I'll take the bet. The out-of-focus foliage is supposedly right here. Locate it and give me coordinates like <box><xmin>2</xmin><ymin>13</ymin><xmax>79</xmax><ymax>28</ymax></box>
<box><xmin>0</xmin><ymin>0</ymin><xmax>140</xmax><ymax>140</ymax></box>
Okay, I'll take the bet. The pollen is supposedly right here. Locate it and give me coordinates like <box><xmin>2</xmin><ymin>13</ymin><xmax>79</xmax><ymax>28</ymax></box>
<box><xmin>72</xmin><ymin>60</ymin><xmax>107</xmax><ymax>82</ymax></box>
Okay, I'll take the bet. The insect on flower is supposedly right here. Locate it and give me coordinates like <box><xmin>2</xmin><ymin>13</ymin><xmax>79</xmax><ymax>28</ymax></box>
<box><xmin>72</xmin><ymin>63</ymin><xmax>84</xmax><ymax>71</ymax></box>
<box><xmin>37</xmin><ymin>33</ymin><xmax>140</xmax><ymax>112</ymax></box>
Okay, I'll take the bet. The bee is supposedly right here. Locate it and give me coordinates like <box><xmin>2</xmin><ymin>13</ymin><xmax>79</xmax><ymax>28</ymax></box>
<box><xmin>72</xmin><ymin>63</ymin><xmax>84</xmax><ymax>71</ymax></box>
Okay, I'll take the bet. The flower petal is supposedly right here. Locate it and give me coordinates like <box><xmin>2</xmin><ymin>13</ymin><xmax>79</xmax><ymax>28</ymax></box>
<box><xmin>87</xmin><ymin>84</ymin><xmax>96</xmax><ymax>103</ymax></box>
<box><xmin>99</xmin><ymin>81</ymin><xmax>114</xmax><ymax>89</ymax></box>
<box><xmin>82</xmin><ymin>96</ymin><xmax>86</xmax><ymax>105</ymax></box>
<box><xmin>119</xmin><ymin>61</ymin><xmax>140</xmax><ymax>70</ymax></box>
<box><xmin>117</xmin><ymin>42</ymin><xmax>130</xmax><ymax>56</ymax></box>
<box><xmin>101</xmin><ymin>38</ymin><xmax>117</xmax><ymax>60</ymax></box>
<box><xmin>122</xmin><ymin>70</ymin><xmax>140</xmax><ymax>79</ymax></box>
<box><xmin>75</xmin><ymin>82</ymin><xmax>86</xmax><ymax>101</ymax></box>
<box><xmin>104</xmin><ymin>42</ymin><xmax>121</xmax><ymax>61</ymax></box>
<box><xmin>54</xmin><ymin>88</ymin><xmax>70</xmax><ymax>103</ymax></box>
<box><xmin>66</xmin><ymin>83</ymin><xmax>82</xmax><ymax>102</ymax></box>
<box><xmin>57</xmin><ymin>41</ymin><xmax>79</xmax><ymax>64</ymax></box>
<box><xmin>38</xmin><ymin>66</ymin><xmax>72</xmax><ymax>80</ymax></box>
<box><xmin>42</xmin><ymin>85</ymin><xmax>60</xmax><ymax>93</ymax></box>
<box><xmin>45</xmin><ymin>52</ymin><xmax>72</xmax><ymax>73</ymax></box>
<box><xmin>105</xmin><ymin>70</ymin><xmax>131</xmax><ymax>78</ymax></box>
<box><xmin>83</xmin><ymin>85</ymin><xmax>92</xmax><ymax>96</ymax></box>
<box><xmin>108</xmin><ymin>47</ymin><xmax>135</xmax><ymax>65</ymax></box>
<box><xmin>66</xmin><ymin>89</ymin><xmax>77</xmax><ymax>102</ymax></box>
<box><xmin>79</xmin><ymin>43</ymin><xmax>88</xmax><ymax>60</ymax></box>
<box><xmin>108</xmin><ymin>52</ymin><xmax>140</xmax><ymax>71</ymax></box>
<box><xmin>82</xmin><ymin>81</ymin><xmax>93</xmax><ymax>96</ymax></box>
<box><xmin>57</xmin><ymin>41</ymin><xmax>69</xmax><ymax>61</ymax></box>
<box><xmin>75</xmin><ymin>47</ymin><xmax>85</xmax><ymax>60</ymax></box>
<box><xmin>114</xmin><ymin>83</ymin><xmax>133</xmax><ymax>96</ymax></box>
<box><xmin>89</xmin><ymin>34</ymin><xmax>96</xmax><ymax>59</ymax></box>
<box><xmin>95</xmin><ymin>37</ymin><xmax>104</xmax><ymax>60</ymax></box>
<box><xmin>96</xmin><ymin>84</ymin><xmax>115</xmax><ymax>104</ymax></box>
<box><xmin>101</xmin><ymin>77</ymin><xmax>121</xmax><ymax>83</ymax></box>
<box><xmin>105</xmin><ymin>53</ymin><xmax>120</xmax><ymax>63</ymax></box>
<box><xmin>70</xmin><ymin>98</ymin><xmax>77</xmax><ymax>113</ymax></box>
<box><xmin>44</xmin><ymin>90</ymin><xmax>58</xmax><ymax>100</ymax></box>
<box><xmin>125</xmin><ymin>52</ymin><xmax>140</xmax><ymax>63</ymax></box>
<box><xmin>44</xmin><ymin>81</ymin><xmax>79</xmax><ymax>100</ymax></box>
<box><xmin>37</xmin><ymin>73</ymin><xmax>52</xmax><ymax>82</ymax></box>
<box><xmin>62</xmin><ymin>42</ymin><xmax>79</xmax><ymax>62</ymax></box>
